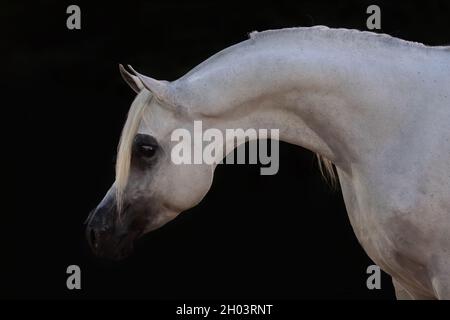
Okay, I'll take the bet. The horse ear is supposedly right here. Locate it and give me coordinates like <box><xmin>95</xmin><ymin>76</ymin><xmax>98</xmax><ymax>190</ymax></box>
<box><xmin>119</xmin><ymin>64</ymin><xmax>144</xmax><ymax>93</ymax></box>
<box><xmin>126</xmin><ymin>65</ymin><xmax>170</xmax><ymax>103</ymax></box>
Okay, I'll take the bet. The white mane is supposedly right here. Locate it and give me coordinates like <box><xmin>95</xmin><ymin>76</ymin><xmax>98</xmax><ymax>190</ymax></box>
<box><xmin>249</xmin><ymin>26</ymin><xmax>448</xmax><ymax>51</ymax></box>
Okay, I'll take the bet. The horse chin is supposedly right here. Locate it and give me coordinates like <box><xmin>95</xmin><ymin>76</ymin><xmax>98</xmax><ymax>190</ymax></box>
<box><xmin>112</xmin><ymin>230</ymin><xmax>143</xmax><ymax>261</ymax></box>
<box><xmin>107</xmin><ymin>241</ymin><xmax>134</xmax><ymax>261</ymax></box>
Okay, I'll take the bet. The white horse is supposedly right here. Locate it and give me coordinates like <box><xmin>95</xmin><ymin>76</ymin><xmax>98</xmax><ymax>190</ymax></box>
<box><xmin>85</xmin><ymin>26</ymin><xmax>450</xmax><ymax>299</ymax></box>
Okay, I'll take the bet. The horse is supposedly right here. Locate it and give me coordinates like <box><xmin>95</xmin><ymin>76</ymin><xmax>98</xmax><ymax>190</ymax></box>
<box><xmin>85</xmin><ymin>26</ymin><xmax>450</xmax><ymax>299</ymax></box>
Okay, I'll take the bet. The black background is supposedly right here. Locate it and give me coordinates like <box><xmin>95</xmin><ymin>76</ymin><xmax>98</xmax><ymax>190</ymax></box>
<box><xmin>6</xmin><ymin>0</ymin><xmax>450</xmax><ymax>300</ymax></box>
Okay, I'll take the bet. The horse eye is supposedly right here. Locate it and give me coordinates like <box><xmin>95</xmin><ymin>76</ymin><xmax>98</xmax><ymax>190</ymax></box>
<box><xmin>133</xmin><ymin>134</ymin><xmax>158</xmax><ymax>160</ymax></box>
<box><xmin>139</xmin><ymin>144</ymin><xmax>156</xmax><ymax>158</ymax></box>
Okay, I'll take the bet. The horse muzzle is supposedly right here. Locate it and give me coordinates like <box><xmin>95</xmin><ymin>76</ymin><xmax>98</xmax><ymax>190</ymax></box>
<box><xmin>85</xmin><ymin>204</ymin><xmax>136</xmax><ymax>260</ymax></box>
<box><xmin>85</xmin><ymin>187</ymin><xmax>143</xmax><ymax>261</ymax></box>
